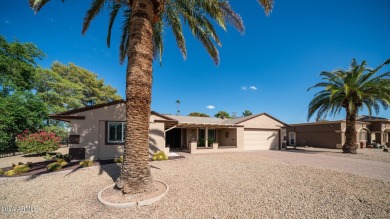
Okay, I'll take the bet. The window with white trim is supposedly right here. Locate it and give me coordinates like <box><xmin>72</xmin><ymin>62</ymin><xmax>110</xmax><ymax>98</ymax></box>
<box><xmin>107</xmin><ymin>122</ymin><xmax>126</xmax><ymax>143</ymax></box>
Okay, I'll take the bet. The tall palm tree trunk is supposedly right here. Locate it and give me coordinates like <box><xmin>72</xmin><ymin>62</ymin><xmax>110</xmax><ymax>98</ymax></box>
<box><xmin>342</xmin><ymin>108</ymin><xmax>358</xmax><ymax>154</ymax></box>
<box><xmin>119</xmin><ymin>0</ymin><xmax>156</xmax><ymax>194</ymax></box>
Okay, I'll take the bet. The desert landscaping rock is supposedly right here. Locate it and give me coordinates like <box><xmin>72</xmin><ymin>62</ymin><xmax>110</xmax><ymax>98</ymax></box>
<box><xmin>0</xmin><ymin>152</ymin><xmax>389</xmax><ymax>218</ymax></box>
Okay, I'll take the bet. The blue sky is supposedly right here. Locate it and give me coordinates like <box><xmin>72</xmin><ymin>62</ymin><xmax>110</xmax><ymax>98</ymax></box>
<box><xmin>1</xmin><ymin>0</ymin><xmax>389</xmax><ymax>123</ymax></box>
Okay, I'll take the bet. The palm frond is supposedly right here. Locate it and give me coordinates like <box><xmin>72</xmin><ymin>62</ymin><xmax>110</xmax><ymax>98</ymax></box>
<box><xmin>257</xmin><ymin>0</ymin><xmax>274</xmax><ymax>16</ymax></box>
<box><xmin>82</xmin><ymin>0</ymin><xmax>108</xmax><ymax>35</ymax></box>
<box><xmin>153</xmin><ymin>20</ymin><xmax>164</xmax><ymax>64</ymax></box>
<box><xmin>119</xmin><ymin>8</ymin><xmax>131</xmax><ymax>64</ymax></box>
<box><xmin>106</xmin><ymin>2</ymin><xmax>122</xmax><ymax>48</ymax></box>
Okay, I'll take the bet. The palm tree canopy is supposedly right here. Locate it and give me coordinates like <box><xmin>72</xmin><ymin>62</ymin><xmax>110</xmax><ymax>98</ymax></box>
<box><xmin>307</xmin><ymin>58</ymin><xmax>390</xmax><ymax>121</ymax></box>
<box><xmin>29</xmin><ymin>0</ymin><xmax>273</xmax><ymax>65</ymax></box>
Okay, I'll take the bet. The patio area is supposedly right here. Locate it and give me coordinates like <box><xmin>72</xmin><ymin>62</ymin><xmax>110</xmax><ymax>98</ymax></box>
<box><xmin>1</xmin><ymin>151</ymin><xmax>389</xmax><ymax>218</ymax></box>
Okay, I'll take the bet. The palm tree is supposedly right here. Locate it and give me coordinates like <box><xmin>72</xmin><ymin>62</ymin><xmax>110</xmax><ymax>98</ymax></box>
<box><xmin>29</xmin><ymin>0</ymin><xmax>274</xmax><ymax>195</ymax></box>
<box><xmin>308</xmin><ymin>58</ymin><xmax>390</xmax><ymax>153</ymax></box>
<box><xmin>176</xmin><ymin>99</ymin><xmax>180</xmax><ymax>115</ymax></box>
<box><xmin>242</xmin><ymin>110</ymin><xmax>253</xmax><ymax>116</ymax></box>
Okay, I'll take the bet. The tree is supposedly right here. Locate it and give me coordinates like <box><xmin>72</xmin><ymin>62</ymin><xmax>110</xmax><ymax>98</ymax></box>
<box><xmin>30</xmin><ymin>0</ymin><xmax>273</xmax><ymax>195</ymax></box>
<box><xmin>35</xmin><ymin>62</ymin><xmax>122</xmax><ymax>113</ymax></box>
<box><xmin>188</xmin><ymin>112</ymin><xmax>210</xmax><ymax>117</ymax></box>
<box><xmin>0</xmin><ymin>92</ymin><xmax>47</xmax><ymax>152</ymax></box>
<box><xmin>308</xmin><ymin>58</ymin><xmax>390</xmax><ymax>153</ymax></box>
<box><xmin>0</xmin><ymin>35</ymin><xmax>47</xmax><ymax>152</ymax></box>
<box><xmin>35</xmin><ymin>67</ymin><xmax>84</xmax><ymax>113</ymax></box>
<box><xmin>242</xmin><ymin>110</ymin><xmax>253</xmax><ymax>116</ymax></box>
<box><xmin>214</xmin><ymin>111</ymin><xmax>231</xmax><ymax>119</ymax></box>
<box><xmin>0</xmin><ymin>35</ymin><xmax>45</xmax><ymax>95</ymax></box>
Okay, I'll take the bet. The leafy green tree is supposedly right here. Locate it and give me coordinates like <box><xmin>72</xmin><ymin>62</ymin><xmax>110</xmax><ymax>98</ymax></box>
<box><xmin>50</xmin><ymin>62</ymin><xmax>121</xmax><ymax>107</ymax></box>
<box><xmin>188</xmin><ymin>112</ymin><xmax>210</xmax><ymax>117</ymax></box>
<box><xmin>242</xmin><ymin>110</ymin><xmax>253</xmax><ymax>116</ymax></box>
<box><xmin>30</xmin><ymin>0</ymin><xmax>273</xmax><ymax>195</ymax></box>
<box><xmin>35</xmin><ymin>67</ymin><xmax>84</xmax><ymax>113</ymax></box>
<box><xmin>0</xmin><ymin>92</ymin><xmax>47</xmax><ymax>152</ymax></box>
<box><xmin>308</xmin><ymin>58</ymin><xmax>390</xmax><ymax>153</ymax></box>
<box><xmin>0</xmin><ymin>35</ymin><xmax>45</xmax><ymax>95</ymax></box>
<box><xmin>214</xmin><ymin>111</ymin><xmax>231</xmax><ymax>119</ymax></box>
<box><xmin>35</xmin><ymin>62</ymin><xmax>121</xmax><ymax>113</ymax></box>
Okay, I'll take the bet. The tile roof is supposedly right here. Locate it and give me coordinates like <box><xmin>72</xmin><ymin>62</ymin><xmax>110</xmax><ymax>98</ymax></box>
<box><xmin>163</xmin><ymin>115</ymin><xmax>225</xmax><ymax>124</ymax></box>
<box><xmin>356</xmin><ymin>115</ymin><xmax>388</xmax><ymax>121</ymax></box>
<box><xmin>164</xmin><ymin>113</ymin><xmax>288</xmax><ymax>127</ymax></box>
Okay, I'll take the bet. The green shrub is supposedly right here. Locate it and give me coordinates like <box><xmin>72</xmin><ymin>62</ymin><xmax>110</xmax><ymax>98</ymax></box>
<box><xmin>16</xmin><ymin>130</ymin><xmax>60</xmax><ymax>154</ymax></box>
<box><xmin>13</xmin><ymin>165</ymin><xmax>30</xmax><ymax>174</ymax></box>
<box><xmin>47</xmin><ymin>162</ymin><xmax>62</xmax><ymax>172</ymax></box>
<box><xmin>0</xmin><ymin>169</ymin><xmax>4</xmax><ymax>175</ymax></box>
<box><xmin>114</xmin><ymin>156</ymin><xmax>123</xmax><ymax>163</ymax></box>
<box><xmin>55</xmin><ymin>152</ymin><xmax>70</xmax><ymax>161</ymax></box>
<box><xmin>42</xmin><ymin>153</ymin><xmax>53</xmax><ymax>161</ymax></box>
<box><xmin>55</xmin><ymin>159</ymin><xmax>67</xmax><ymax>167</ymax></box>
<box><xmin>4</xmin><ymin>170</ymin><xmax>16</xmax><ymax>176</ymax></box>
<box><xmin>79</xmin><ymin>159</ymin><xmax>93</xmax><ymax>167</ymax></box>
<box><xmin>43</xmin><ymin>126</ymin><xmax>69</xmax><ymax>142</ymax></box>
<box><xmin>152</xmin><ymin>151</ymin><xmax>168</xmax><ymax>161</ymax></box>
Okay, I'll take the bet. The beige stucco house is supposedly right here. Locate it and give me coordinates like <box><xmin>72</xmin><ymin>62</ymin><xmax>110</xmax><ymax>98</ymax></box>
<box><xmin>286</xmin><ymin>116</ymin><xmax>390</xmax><ymax>149</ymax></box>
<box><xmin>50</xmin><ymin>100</ymin><xmax>288</xmax><ymax>160</ymax></box>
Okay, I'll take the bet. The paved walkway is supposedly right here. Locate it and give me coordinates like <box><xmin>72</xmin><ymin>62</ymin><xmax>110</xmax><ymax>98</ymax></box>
<box><xmin>256</xmin><ymin>150</ymin><xmax>390</xmax><ymax>182</ymax></box>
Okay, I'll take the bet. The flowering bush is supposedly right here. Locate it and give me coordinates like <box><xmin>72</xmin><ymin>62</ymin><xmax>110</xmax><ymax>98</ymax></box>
<box><xmin>16</xmin><ymin>130</ymin><xmax>61</xmax><ymax>154</ymax></box>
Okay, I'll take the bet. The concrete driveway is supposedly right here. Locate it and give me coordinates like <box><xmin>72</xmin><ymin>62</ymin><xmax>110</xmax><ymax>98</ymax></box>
<box><xmin>255</xmin><ymin>150</ymin><xmax>390</xmax><ymax>182</ymax></box>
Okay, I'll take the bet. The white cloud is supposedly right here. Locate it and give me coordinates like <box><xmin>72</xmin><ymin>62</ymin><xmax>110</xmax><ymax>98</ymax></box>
<box><xmin>4</xmin><ymin>20</ymin><xmax>10</xmax><ymax>24</ymax></box>
<box><xmin>206</xmin><ymin>105</ymin><xmax>215</xmax><ymax>109</ymax></box>
<box><xmin>241</xmin><ymin>86</ymin><xmax>247</xmax><ymax>90</ymax></box>
<box><xmin>249</xmin><ymin>86</ymin><xmax>257</xmax><ymax>90</ymax></box>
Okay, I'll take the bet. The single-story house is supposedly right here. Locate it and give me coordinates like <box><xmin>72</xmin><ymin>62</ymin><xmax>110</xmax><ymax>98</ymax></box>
<box><xmin>50</xmin><ymin>100</ymin><xmax>288</xmax><ymax>160</ymax></box>
<box><xmin>286</xmin><ymin>116</ymin><xmax>390</xmax><ymax>149</ymax></box>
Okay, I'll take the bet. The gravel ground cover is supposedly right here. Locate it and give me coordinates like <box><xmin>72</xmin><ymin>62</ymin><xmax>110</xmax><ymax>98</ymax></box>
<box><xmin>1</xmin><ymin>152</ymin><xmax>389</xmax><ymax>218</ymax></box>
<box><xmin>291</xmin><ymin>147</ymin><xmax>390</xmax><ymax>163</ymax></box>
<box><xmin>0</xmin><ymin>148</ymin><xmax>69</xmax><ymax>169</ymax></box>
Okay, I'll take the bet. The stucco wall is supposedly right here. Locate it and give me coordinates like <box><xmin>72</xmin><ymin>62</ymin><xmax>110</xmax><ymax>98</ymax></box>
<box><xmin>217</xmin><ymin>128</ymin><xmax>237</xmax><ymax>146</ymax></box>
<box><xmin>287</xmin><ymin>123</ymin><xmax>342</xmax><ymax>148</ymax></box>
<box><xmin>236</xmin><ymin>127</ymin><xmax>244</xmax><ymax>150</ymax></box>
<box><xmin>238</xmin><ymin>114</ymin><xmax>284</xmax><ymax>129</ymax></box>
<box><xmin>68</xmin><ymin>103</ymin><xmax>167</xmax><ymax>160</ymax></box>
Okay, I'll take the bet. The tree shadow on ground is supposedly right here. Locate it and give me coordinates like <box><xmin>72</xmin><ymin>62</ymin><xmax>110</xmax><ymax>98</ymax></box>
<box><xmin>97</xmin><ymin>161</ymin><xmax>162</xmax><ymax>182</ymax></box>
<box><xmin>281</xmin><ymin>147</ymin><xmax>334</xmax><ymax>154</ymax></box>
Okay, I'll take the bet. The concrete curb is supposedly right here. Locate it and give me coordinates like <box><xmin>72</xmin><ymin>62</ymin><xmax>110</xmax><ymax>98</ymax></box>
<box><xmin>97</xmin><ymin>179</ymin><xmax>169</xmax><ymax>208</ymax></box>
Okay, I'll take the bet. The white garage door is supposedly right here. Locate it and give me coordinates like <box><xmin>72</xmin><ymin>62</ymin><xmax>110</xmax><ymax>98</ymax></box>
<box><xmin>244</xmin><ymin>129</ymin><xmax>279</xmax><ymax>150</ymax></box>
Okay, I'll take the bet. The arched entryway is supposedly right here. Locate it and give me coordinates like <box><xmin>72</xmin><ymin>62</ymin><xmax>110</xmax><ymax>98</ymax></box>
<box><xmin>357</xmin><ymin>128</ymin><xmax>370</xmax><ymax>148</ymax></box>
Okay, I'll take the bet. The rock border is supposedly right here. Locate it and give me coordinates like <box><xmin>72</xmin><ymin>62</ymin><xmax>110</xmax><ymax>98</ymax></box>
<box><xmin>97</xmin><ymin>179</ymin><xmax>169</xmax><ymax>208</ymax></box>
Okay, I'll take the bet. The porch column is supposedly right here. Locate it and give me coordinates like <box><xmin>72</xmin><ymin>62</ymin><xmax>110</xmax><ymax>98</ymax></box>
<box><xmin>205</xmin><ymin>127</ymin><xmax>208</xmax><ymax>147</ymax></box>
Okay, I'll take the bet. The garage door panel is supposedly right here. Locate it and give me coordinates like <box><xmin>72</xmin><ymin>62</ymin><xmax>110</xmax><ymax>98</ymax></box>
<box><xmin>244</xmin><ymin>129</ymin><xmax>279</xmax><ymax>150</ymax></box>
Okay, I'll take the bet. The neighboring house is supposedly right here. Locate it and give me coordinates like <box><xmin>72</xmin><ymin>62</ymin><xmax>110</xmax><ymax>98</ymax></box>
<box><xmin>50</xmin><ymin>100</ymin><xmax>288</xmax><ymax>160</ymax></box>
<box><xmin>286</xmin><ymin>116</ymin><xmax>390</xmax><ymax>149</ymax></box>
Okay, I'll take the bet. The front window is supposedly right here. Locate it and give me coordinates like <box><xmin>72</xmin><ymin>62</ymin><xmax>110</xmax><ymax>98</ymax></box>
<box><xmin>107</xmin><ymin>122</ymin><xmax>126</xmax><ymax>143</ymax></box>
